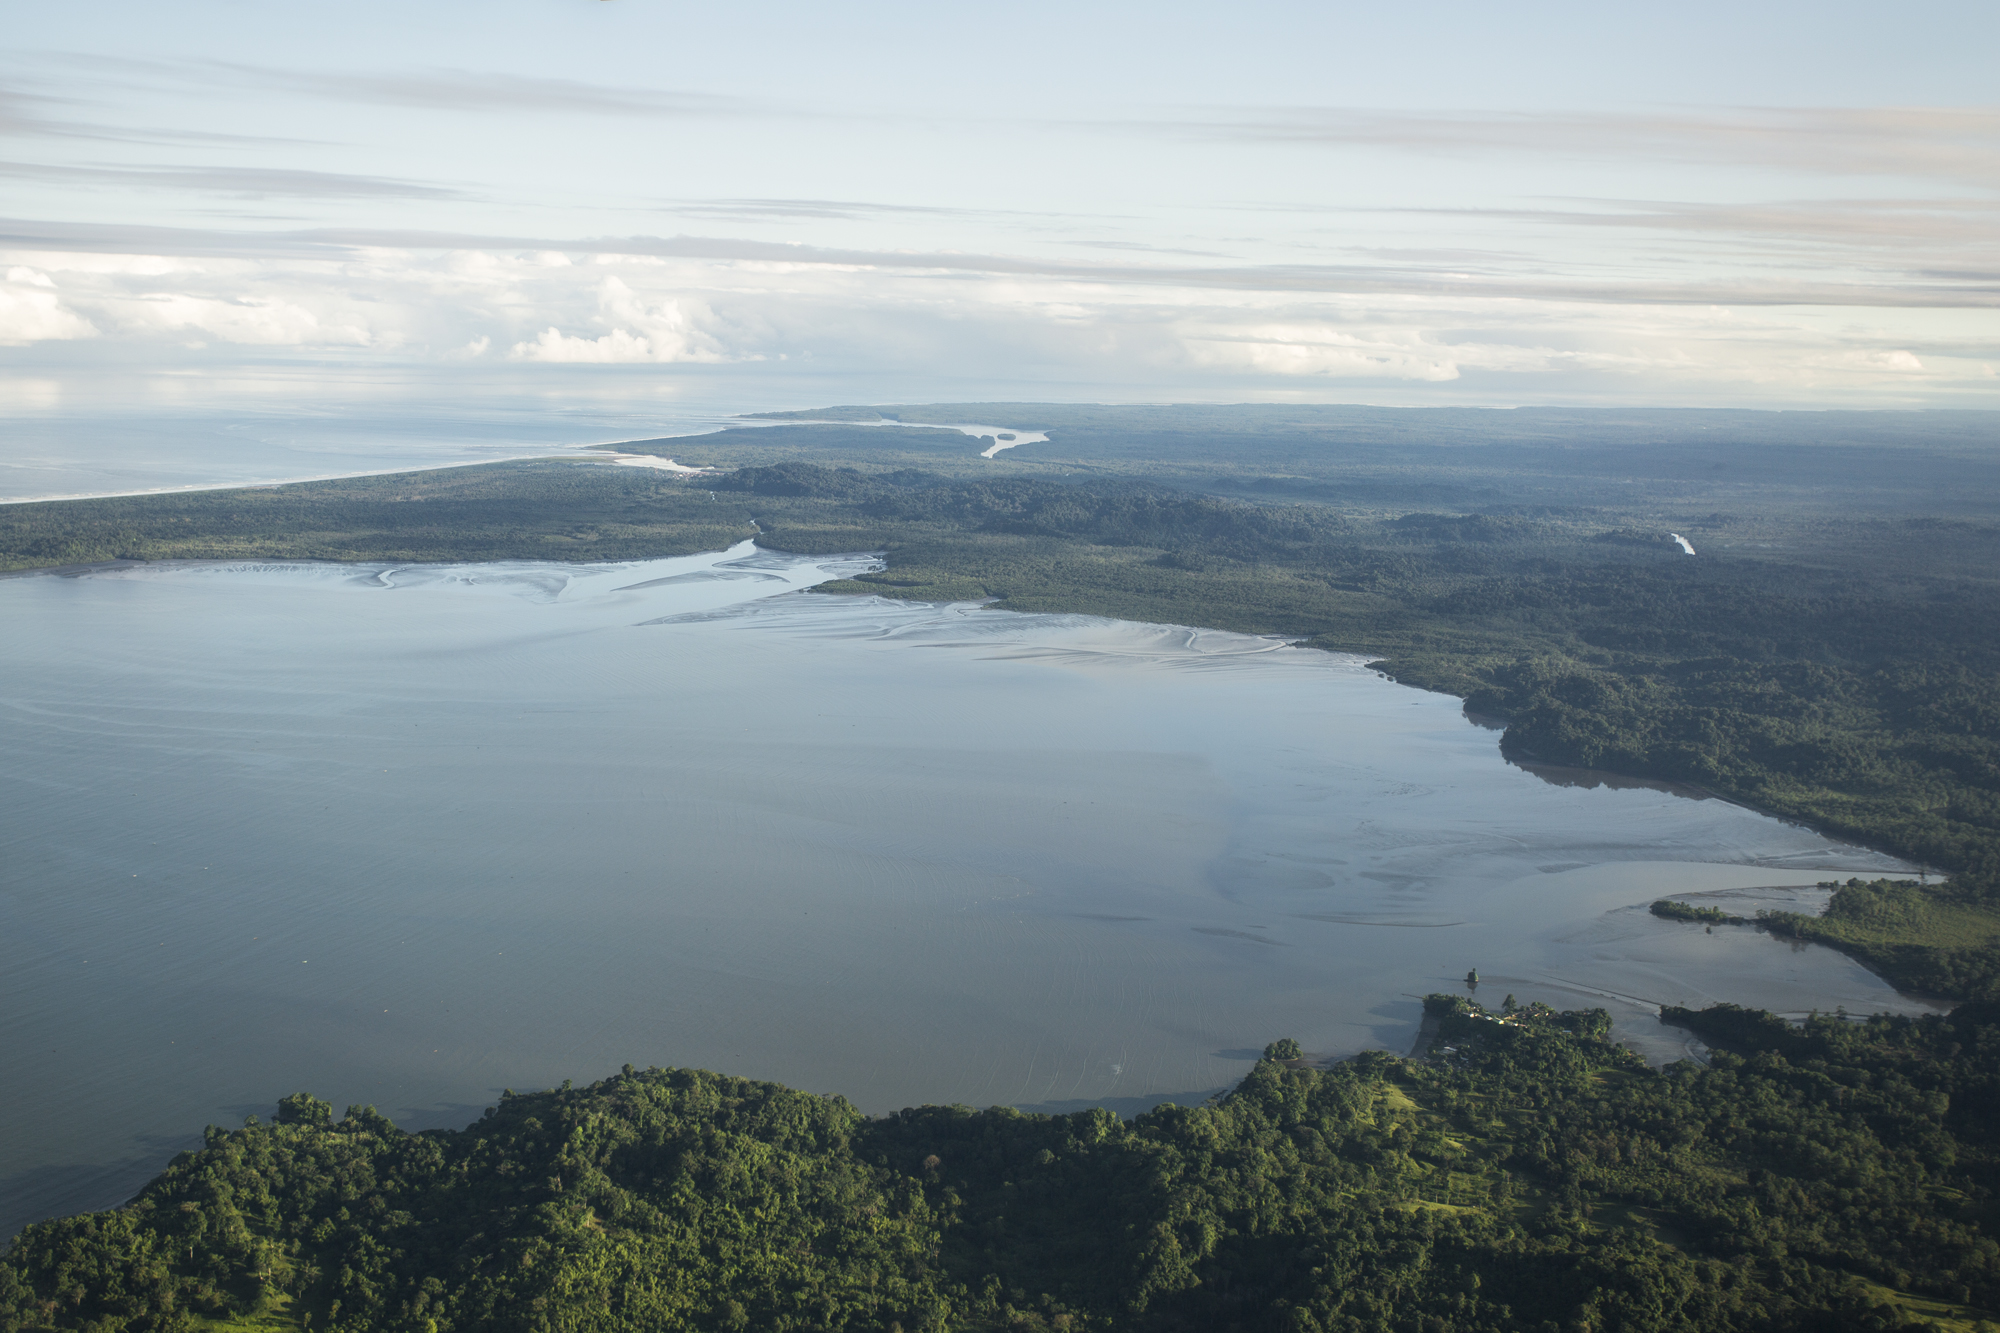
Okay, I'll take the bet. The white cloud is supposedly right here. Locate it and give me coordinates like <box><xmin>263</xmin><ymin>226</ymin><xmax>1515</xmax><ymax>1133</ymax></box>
<box><xmin>1178</xmin><ymin>321</ymin><xmax>1461</xmax><ymax>380</ymax></box>
<box><xmin>119</xmin><ymin>292</ymin><xmax>339</xmax><ymax>345</ymax></box>
<box><xmin>57</xmin><ymin>57</ymin><xmax>752</xmax><ymax>120</ymax></box>
<box><xmin>508</xmin><ymin>277</ymin><xmax>732</xmax><ymax>363</ymax></box>
<box><xmin>0</xmin><ymin>237</ymin><xmax>1993</xmax><ymax>405</ymax></box>
<box><xmin>1164</xmin><ymin>106</ymin><xmax>2000</xmax><ymax>190</ymax></box>
<box><xmin>0</xmin><ymin>268</ymin><xmax>97</xmax><ymax>344</ymax></box>
<box><xmin>509</xmin><ymin>325</ymin><xmax>653</xmax><ymax>363</ymax></box>
<box><xmin>9</xmin><ymin>251</ymin><xmax>194</xmax><ymax>278</ymax></box>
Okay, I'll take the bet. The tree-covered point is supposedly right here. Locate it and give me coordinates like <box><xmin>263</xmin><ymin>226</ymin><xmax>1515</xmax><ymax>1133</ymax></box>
<box><xmin>1756</xmin><ymin>879</ymin><xmax>2000</xmax><ymax>1001</ymax></box>
<box><xmin>1649</xmin><ymin>900</ymin><xmax>1743</xmax><ymax>925</ymax></box>
<box><xmin>7</xmin><ymin>995</ymin><xmax>2000</xmax><ymax>1333</ymax></box>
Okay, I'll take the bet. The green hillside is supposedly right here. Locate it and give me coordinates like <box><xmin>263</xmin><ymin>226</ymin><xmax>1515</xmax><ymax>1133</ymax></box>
<box><xmin>7</xmin><ymin>997</ymin><xmax>1998</xmax><ymax>1333</ymax></box>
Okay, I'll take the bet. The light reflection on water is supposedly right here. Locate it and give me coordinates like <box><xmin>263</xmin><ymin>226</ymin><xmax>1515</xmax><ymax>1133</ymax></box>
<box><xmin>0</xmin><ymin>546</ymin><xmax>1924</xmax><ymax>1236</ymax></box>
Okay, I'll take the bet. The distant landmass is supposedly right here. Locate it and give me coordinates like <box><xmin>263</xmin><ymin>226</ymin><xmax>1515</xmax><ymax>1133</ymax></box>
<box><xmin>6</xmin><ymin>404</ymin><xmax>1999</xmax><ymax>1330</ymax></box>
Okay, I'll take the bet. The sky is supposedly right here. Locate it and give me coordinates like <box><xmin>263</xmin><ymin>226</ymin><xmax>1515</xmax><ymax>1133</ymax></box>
<box><xmin>4</xmin><ymin>0</ymin><xmax>1999</xmax><ymax>418</ymax></box>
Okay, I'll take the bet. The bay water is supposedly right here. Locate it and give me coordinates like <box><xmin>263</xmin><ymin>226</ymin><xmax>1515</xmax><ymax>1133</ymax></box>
<box><xmin>0</xmin><ymin>545</ymin><xmax>1923</xmax><ymax>1237</ymax></box>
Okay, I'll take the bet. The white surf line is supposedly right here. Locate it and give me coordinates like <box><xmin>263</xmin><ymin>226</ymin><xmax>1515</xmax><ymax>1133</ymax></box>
<box><xmin>0</xmin><ymin>440</ymin><xmax>719</xmax><ymax>506</ymax></box>
<box><xmin>603</xmin><ymin>453</ymin><xmax>714</xmax><ymax>474</ymax></box>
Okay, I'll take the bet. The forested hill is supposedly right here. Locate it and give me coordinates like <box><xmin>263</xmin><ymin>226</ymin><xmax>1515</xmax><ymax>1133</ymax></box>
<box><xmin>6</xmin><ymin>996</ymin><xmax>1999</xmax><ymax>1333</ymax></box>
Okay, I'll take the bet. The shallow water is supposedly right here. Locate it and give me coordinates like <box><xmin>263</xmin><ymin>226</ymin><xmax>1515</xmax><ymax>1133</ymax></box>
<box><xmin>0</xmin><ymin>546</ymin><xmax>1924</xmax><ymax>1237</ymax></box>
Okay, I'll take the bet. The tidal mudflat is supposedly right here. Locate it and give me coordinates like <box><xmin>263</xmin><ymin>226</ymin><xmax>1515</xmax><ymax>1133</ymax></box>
<box><xmin>0</xmin><ymin>544</ymin><xmax>1920</xmax><ymax>1235</ymax></box>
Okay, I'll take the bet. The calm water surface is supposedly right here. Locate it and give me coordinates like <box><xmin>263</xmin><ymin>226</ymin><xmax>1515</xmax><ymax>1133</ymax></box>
<box><xmin>0</xmin><ymin>546</ymin><xmax>1924</xmax><ymax>1236</ymax></box>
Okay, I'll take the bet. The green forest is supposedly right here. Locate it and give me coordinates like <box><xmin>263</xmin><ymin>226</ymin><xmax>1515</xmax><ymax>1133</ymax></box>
<box><xmin>6</xmin><ymin>994</ymin><xmax>1999</xmax><ymax>1333</ymax></box>
<box><xmin>5</xmin><ymin>405</ymin><xmax>1999</xmax><ymax>1330</ymax></box>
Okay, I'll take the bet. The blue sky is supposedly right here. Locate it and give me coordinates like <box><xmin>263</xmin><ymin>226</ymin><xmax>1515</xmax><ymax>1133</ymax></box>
<box><xmin>5</xmin><ymin>0</ymin><xmax>1998</xmax><ymax>413</ymax></box>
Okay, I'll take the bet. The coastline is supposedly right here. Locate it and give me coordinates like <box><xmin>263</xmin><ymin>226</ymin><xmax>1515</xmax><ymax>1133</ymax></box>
<box><xmin>0</xmin><ymin>453</ymin><xmax>597</xmax><ymax>508</ymax></box>
<box><xmin>0</xmin><ymin>545</ymin><xmax>1974</xmax><ymax>1278</ymax></box>
<box><xmin>2</xmin><ymin>457</ymin><xmax>1984</xmax><ymax>1010</ymax></box>
<box><xmin>4</xmin><ymin>527</ymin><xmax>1940</xmax><ymax>896</ymax></box>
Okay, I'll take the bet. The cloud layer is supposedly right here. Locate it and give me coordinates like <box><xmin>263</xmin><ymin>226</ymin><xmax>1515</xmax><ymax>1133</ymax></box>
<box><xmin>5</xmin><ymin>13</ymin><xmax>2000</xmax><ymax>410</ymax></box>
<box><xmin>3</xmin><ymin>234</ymin><xmax>1991</xmax><ymax>406</ymax></box>
<box><xmin>1162</xmin><ymin>106</ymin><xmax>2000</xmax><ymax>189</ymax></box>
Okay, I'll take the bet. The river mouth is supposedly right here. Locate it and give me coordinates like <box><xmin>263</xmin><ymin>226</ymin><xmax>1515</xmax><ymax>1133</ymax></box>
<box><xmin>0</xmin><ymin>546</ymin><xmax>1922</xmax><ymax>1236</ymax></box>
<box><xmin>759</xmin><ymin>417</ymin><xmax>1051</xmax><ymax>458</ymax></box>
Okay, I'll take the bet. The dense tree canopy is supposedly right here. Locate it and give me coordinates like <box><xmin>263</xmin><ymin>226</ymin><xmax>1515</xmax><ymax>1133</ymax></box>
<box><xmin>6</xmin><ymin>997</ymin><xmax>1998</xmax><ymax>1333</ymax></box>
